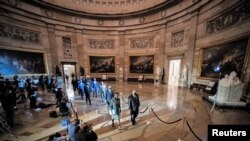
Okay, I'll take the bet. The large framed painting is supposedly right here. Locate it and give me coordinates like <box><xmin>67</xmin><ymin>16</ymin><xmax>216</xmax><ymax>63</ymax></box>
<box><xmin>130</xmin><ymin>55</ymin><xmax>154</xmax><ymax>74</ymax></box>
<box><xmin>199</xmin><ymin>38</ymin><xmax>249</xmax><ymax>79</ymax></box>
<box><xmin>89</xmin><ymin>56</ymin><xmax>115</xmax><ymax>73</ymax></box>
<box><xmin>0</xmin><ymin>49</ymin><xmax>46</xmax><ymax>75</ymax></box>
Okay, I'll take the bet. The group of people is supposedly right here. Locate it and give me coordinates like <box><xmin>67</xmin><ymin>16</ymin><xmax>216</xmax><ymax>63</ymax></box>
<box><xmin>0</xmin><ymin>72</ymin><xmax>142</xmax><ymax>141</ymax></box>
<box><xmin>71</xmin><ymin>76</ymin><xmax>141</xmax><ymax>128</ymax></box>
<box><xmin>66</xmin><ymin>119</ymin><xmax>98</xmax><ymax>141</ymax></box>
<box><xmin>0</xmin><ymin>75</ymin><xmax>45</xmax><ymax>127</ymax></box>
<box><xmin>49</xmin><ymin>119</ymin><xmax>98</xmax><ymax>141</ymax></box>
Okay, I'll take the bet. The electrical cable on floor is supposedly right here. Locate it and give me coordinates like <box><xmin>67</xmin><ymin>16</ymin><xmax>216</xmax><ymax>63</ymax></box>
<box><xmin>151</xmin><ymin>108</ymin><xmax>182</xmax><ymax>124</ymax></box>
<box><xmin>186</xmin><ymin>120</ymin><xmax>203</xmax><ymax>141</ymax></box>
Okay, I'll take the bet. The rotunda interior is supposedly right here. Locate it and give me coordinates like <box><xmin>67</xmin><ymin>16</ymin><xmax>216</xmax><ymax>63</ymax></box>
<box><xmin>0</xmin><ymin>0</ymin><xmax>250</xmax><ymax>140</ymax></box>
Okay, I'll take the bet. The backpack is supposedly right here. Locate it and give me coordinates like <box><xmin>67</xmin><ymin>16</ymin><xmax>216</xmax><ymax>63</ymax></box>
<box><xmin>49</xmin><ymin>111</ymin><xmax>58</xmax><ymax>118</ymax></box>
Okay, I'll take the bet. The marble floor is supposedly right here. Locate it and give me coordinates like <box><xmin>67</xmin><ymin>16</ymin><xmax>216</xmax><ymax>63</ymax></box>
<box><xmin>0</xmin><ymin>82</ymin><xmax>250</xmax><ymax>141</ymax></box>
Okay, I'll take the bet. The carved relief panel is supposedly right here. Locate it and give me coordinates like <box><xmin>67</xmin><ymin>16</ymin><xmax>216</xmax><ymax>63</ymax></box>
<box><xmin>171</xmin><ymin>30</ymin><xmax>184</xmax><ymax>48</ymax></box>
<box><xmin>88</xmin><ymin>39</ymin><xmax>114</xmax><ymax>49</ymax></box>
<box><xmin>0</xmin><ymin>23</ymin><xmax>40</xmax><ymax>43</ymax></box>
<box><xmin>62</xmin><ymin>37</ymin><xmax>72</xmax><ymax>59</ymax></box>
<box><xmin>130</xmin><ymin>37</ymin><xmax>154</xmax><ymax>48</ymax></box>
<box><xmin>206</xmin><ymin>1</ymin><xmax>250</xmax><ymax>35</ymax></box>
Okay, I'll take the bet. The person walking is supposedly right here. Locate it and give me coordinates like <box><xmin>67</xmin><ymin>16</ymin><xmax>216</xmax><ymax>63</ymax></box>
<box><xmin>84</xmin><ymin>83</ymin><xmax>91</xmax><ymax>105</ymax></box>
<box><xmin>128</xmin><ymin>90</ymin><xmax>140</xmax><ymax>125</ymax></box>
<box><xmin>110</xmin><ymin>92</ymin><xmax>121</xmax><ymax>129</ymax></box>
<box><xmin>100</xmin><ymin>82</ymin><xmax>107</xmax><ymax>102</ymax></box>
<box><xmin>106</xmin><ymin>86</ymin><xmax>114</xmax><ymax>112</ymax></box>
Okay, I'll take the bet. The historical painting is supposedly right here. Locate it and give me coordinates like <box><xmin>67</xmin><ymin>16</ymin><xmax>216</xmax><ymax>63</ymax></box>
<box><xmin>130</xmin><ymin>55</ymin><xmax>154</xmax><ymax>74</ymax></box>
<box><xmin>0</xmin><ymin>49</ymin><xmax>46</xmax><ymax>75</ymax></box>
<box><xmin>89</xmin><ymin>56</ymin><xmax>115</xmax><ymax>73</ymax></box>
<box><xmin>200</xmin><ymin>38</ymin><xmax>248</xmax><ymax>79</ymax></box>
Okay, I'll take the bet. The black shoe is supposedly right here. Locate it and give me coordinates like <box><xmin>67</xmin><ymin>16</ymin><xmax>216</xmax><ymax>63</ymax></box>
<box><xmin>112</xmin><ymin>123</ymin><xmax>115</xmax><ymax>128</ymax></box>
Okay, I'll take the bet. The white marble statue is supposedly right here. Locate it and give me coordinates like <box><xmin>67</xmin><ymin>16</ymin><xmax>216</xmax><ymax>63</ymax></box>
<box><xmin>180</xmin><ymin>65</ymin><xmax>188</xmax><ymax>87</ymax></box>
<box><xmin>155</xmin><ymin>66</ymin><xmax>161</xmax><ymax>79</ymax></box>
<box><xmin>182</xmin><ymin>65</ymin><xmax>188</xmax><ymax>81</ymax></box>
<box><xmin>208</xmin><ymin>71</ymin><xmax>245</xmax><ymax>107</ymax></box>
<box><xmin>119</xmin><ymin>67</ymin><xmax>123</xmax><ymax>77</ymax></box>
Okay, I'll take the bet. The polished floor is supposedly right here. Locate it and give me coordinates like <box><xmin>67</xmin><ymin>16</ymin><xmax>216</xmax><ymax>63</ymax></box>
<box><xmin>1</xmin><ymin>82</ymin><xmax>250</xmax><ymax>141</ymax></box>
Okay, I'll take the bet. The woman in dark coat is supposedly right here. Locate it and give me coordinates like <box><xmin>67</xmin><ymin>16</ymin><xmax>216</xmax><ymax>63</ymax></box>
<box><xmin>110</xmin><ymin>92</ymin><xmax>121</xmax><ymax>128</ymax></box>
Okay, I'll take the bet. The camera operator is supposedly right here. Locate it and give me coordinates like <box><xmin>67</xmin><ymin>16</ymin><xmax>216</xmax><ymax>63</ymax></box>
<box><xmin>75</xmin><ymin>123</ymin><xmax>98</xmax><ymax>141</ymax></box>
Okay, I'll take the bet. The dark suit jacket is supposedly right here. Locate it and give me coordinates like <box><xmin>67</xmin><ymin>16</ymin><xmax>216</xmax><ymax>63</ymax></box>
<box><xmin>128</xmin><ymin>93</ymin><xmax>140</xmax><ymax>112</ymax></box>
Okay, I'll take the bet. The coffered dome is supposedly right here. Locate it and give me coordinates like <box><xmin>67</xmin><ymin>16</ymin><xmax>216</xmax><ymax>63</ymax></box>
<box><xmin>32</xmin><ymin>0</ymin><xmax>181</xmax><ymax>18</ymax></box>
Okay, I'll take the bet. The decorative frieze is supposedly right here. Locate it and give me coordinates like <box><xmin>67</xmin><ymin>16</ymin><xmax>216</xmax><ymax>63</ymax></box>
<box><xmin>171</xmin><ymin>30</ymin><xmax>184</xmax><ymax>48</ymax></box>
<box><xmin>67</xmin><ymin>0</ymin><xmax>148</xmax><ymax>7</ymax></box>
<box><xmin>62</xmin><ymin>37</ymin><xmax>72</xmax><ymax>58</ymax></box>
<box><xmin>206</xmin><ymin>1</ymin><xmax>250</xmax><ymax>35</ymax></box>
<box><xmin>0</xmin><ymin>23</ymin><xmax>40</xmax><ymax>43</ymax></box>
<box><xmin>130</xmin><ymin>37</ymin><xmax>154</xmax><ymax>48</ymax></box>
<box><xmin>88</xmin><ymin>39</ymin><xmax>114</xmax><ymax>49</ymax></box>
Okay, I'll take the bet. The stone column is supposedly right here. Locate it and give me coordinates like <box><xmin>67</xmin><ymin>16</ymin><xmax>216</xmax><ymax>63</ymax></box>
<box><xmin>47</xmin><ymin>24</ymin><xmax>59</xmax><ymax>75</ymax></box>
<box><xmin>185</xmin><ymin>10</ymin><xmax>199</xmax><ymax>88</ymax></box>
<box><xmin>159</xmin><ymin>24</ymin><xmax>166</xmax><ymax>84</ymax></box>
<box><xmin>119</xmin><ymin>31</ymin><xmax>125</xmax><ymax>81</ymax></box>
<box><xmin>76</xmin><ymin>29</ymin><xmax>83</xmax><ymax>78</ymax></box>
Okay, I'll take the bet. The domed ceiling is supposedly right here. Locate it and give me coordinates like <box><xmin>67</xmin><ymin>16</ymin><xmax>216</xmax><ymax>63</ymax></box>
<box><xmin>30</xmin><ymin>0</ymin><xmax>182</xmax><ymax>19</ymax></box>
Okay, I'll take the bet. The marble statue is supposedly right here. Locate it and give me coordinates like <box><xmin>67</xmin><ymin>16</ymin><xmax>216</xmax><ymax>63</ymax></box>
<box><xmin>181</xmin><ymin>65</ymin><xmax>188</xmax><ymax>82</ymax></box>
<box><xmin>119</xmin><ymin>67</ymin><xmax>123</xmax><ymax>77</ymax></box>
<box><xmin>155</xmin><ymin>66</ymin><xmax>161</xmax><ymax>79</ymax></box>
<box><xmin>208</xmin><ymin>71</ymin><xmax>245</xmax><ymax>107</ymax></box>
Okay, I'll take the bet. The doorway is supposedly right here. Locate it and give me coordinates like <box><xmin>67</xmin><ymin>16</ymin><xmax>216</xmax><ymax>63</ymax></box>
<box><xmin>62</xmin><ymin>63</ymin><xmax>76</xmax><ymax>99</ymax></box>
<box><xmin>62</xmin><ymin>64</ymin><xmax>76</xmax><ymax>85</ymax></box>
<box><xmin>168</xmin><ymin>59</ymin><xmax>181</xmax><ymax>86</ymax></box>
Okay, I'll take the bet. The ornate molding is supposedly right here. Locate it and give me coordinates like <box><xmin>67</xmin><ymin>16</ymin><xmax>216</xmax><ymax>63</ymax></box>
<box><xmin>62</xmin><ymin>37</ymin><xmax>72</xmax><ymax>59</ymax></box>
<box><xmin>97</xmin><ymin>20</ymin><xmax>104</xmax><ymax>26</ymax></box>
<box><xmin>0</xmin><ymin>23</ymin><xmax>40</xmax><ymax>43</ymax></box>
<box><xmin>171</xmin><ymin>30</ymin><xmax>184</xmax><ymax>48</ymax></box>
<box><xmin>45</xmin><ymin>10</ymin><xmax>53</xmax><ymax>17</ymax></box>
<box><xmin>206</xmin><ymin>1</ymin><xmax>250</xmax><ymax>35</ymax></box>
<box><xmin>130</xmin><ymin>36</ymin><xmax>154</xmax><ymax>48</ymax></box>
<box><xmin>88</xmin><ymin>39</ymin><xmax>114</xmax><ymax>49</ymax></box>
<box><xmin>139</xmin><ymin>17</ymin><xmax>145</xmax><ymax>23</ymax></box>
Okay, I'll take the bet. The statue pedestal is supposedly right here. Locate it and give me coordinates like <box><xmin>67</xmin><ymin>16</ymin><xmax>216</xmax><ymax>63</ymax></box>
<box><xmin>179</xmin><ymin>79</ymin><xmax>187</xmax><ymax>87</ymax></box>
<box><xmin>208</xmin><ymin>83</ymin><xmax>246</xmax><ymax>107</ymax></box>
<box><xmin>154</xmin><ymin>79</ymin><xmax>160</xmax><ymax>85</ymax></box>
<box><xmin>119</xmin><ymin>76</ymin><xmax>123</xmax><ymax>82</ymax></box>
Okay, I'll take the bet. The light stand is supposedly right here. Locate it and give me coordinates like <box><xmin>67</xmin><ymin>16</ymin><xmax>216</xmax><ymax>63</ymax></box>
<box><xmin>210</xmin><ymin>65</ymin><xmax>222</xmax><ymax>113</ymax></box>
<box><xmin>146</xmin><ymin>105</ymin><xmax>152</xmax><ymax>125</ymax></box>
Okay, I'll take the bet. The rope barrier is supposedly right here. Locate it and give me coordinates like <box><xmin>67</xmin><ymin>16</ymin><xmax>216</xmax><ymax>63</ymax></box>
<box><xmin>186</xmin><ymin>121</ymin><xmax>203</xmax><ymax>141</ymax></box>
<box><xmin>151</xmin><ymin>108</ymin><xmax>182</xmax><ymax>124</ymax></box>
<box><xmin>139</xmin><ymin>107</ymin><xmax>148</xmax><ymax>114</ymax></box>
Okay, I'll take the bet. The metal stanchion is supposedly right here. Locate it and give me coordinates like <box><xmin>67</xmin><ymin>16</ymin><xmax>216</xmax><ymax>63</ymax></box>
<box><xmin>177</xmin><ymin>117</ymin><xmax>185</xmax><ymax>141</ymax></box>
<box><xmin>146</xmin><ymin>105</ymin><xmax>152</xmax><ymax>125</ymax></box>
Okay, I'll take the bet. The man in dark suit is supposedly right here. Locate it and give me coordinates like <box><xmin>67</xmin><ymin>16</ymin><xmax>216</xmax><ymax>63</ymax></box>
<box><xmin>84</xmin><ymin>83</ymin><xmax>91</xmax><ymax>105</ymax></box>
<box><xmin>128</xmin><ymin>90</ymin><xmax>140</xmax><ymax>125</ymax></box>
